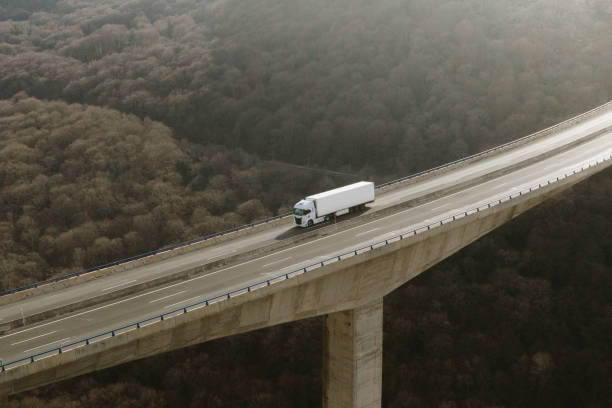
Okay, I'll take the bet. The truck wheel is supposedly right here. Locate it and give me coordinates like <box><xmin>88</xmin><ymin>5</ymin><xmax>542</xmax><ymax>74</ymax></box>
<box><xmin>307</xmin><ymin>220</ymin><xmax>314</xmax><ymax>227</ymax></box>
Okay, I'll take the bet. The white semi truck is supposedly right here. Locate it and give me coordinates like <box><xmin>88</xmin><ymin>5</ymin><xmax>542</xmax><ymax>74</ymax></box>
<box><xmin>293</xmin><ymin>181</ymin><xmax>375</xmax><ymax>228</ymax></box>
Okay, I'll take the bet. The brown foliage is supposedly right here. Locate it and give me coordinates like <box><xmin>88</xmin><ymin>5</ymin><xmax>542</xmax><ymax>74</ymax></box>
<box><xmin>1</xmin><ymin>0</ymin><xmax>612</xmax><ymax>406</ymax></box>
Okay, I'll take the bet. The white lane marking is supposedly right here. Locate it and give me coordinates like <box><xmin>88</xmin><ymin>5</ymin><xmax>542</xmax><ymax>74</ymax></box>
<box><xmin>11</xmin><ymin>331</ymin><xmax>58</xmax><ymax>346</ymax></box>
<box><xmin>279</xmin><ymin>264</ymin><xmax>301</xmax><ymax>272</ymax></box>
<box><xmin>0</xmin><ymin>279</ymin><xmax>196</xmax><ymax>340</ymax></box>
<box><xmin>371</xmin><ymin>233</ymin><xmax>401</xmax><ymax>243</ymax></box>
<box><xmin>22</xmin><ymin>337</ymin><xmax>71</xmax><ymax>354</ymax></box>
<box><xmin>149</xmin><ymin>290</ymin><xmax>188</xmax><ymax>304</ymax></box>
<box><xmin>101</xmin><ymin>280</ymin><xmax>137</xmax><ymax>292</ymax></box>
<box><xmin>262</xmin><ymin>257</ymin><xmax>292</xmax><ymax>268</ymax></box>
<box><xmin>355</xmin><ymin>228</ymin><xmax>380</xmax><ymax>237</ymax></box>
<box><xmin>165</xmin><ymin>296</ymin><xmax>203</xmax><ymax>309</ymax></box>
<box><xmin>428</xmin><ymin>205</ymin><xmax>446</xmax><ymax>212</ymax></box>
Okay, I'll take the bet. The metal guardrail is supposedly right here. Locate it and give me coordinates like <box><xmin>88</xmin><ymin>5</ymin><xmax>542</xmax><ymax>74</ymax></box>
<box><xmin>2</xmin><ymin>153</ymin><xmax>610</xmax><ymax>373</ymax></box>
<box><xmin>376</xmin><ymin>101</ymin><xmax>612</xmax><ymax>188</ymax></box>
<box><xmin>0</xmin><ymin>212</ymin><xmax>292</xmax><ymax>297</ymax></box>
<box><xmin>2</xmin><ymin>101</ymin><xmax>611</xmax><ymax>298</ymax></box>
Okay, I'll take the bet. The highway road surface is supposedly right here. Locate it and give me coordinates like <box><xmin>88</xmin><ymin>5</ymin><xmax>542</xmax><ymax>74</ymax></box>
<box><xmin>1</xmin><ymin>110</ymin><xmax>612</xmax><ymax>366</ymax></box>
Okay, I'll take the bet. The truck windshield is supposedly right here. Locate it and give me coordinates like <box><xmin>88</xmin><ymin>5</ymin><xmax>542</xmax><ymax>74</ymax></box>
<box><xmin>293</xmin><ymin>208</ymin><xmax>310</xmax><ymax>216</ymax></box>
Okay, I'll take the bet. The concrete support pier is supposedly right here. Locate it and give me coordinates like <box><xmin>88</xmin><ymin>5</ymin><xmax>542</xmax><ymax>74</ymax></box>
<box><xmin>323</xmin><ymin>299</ymin><xmax>383</xmax><ymax>408</ymax></box>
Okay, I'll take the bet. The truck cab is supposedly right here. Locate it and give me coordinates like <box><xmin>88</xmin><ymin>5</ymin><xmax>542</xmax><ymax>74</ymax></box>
<box><xmin>293</xmin><ymin>200</ymin><xmax>325</xmax><ymax>227</ymax></box>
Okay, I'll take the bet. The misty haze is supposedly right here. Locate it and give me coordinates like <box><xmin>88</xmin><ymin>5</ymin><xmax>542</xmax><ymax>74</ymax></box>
<box><xmin>1</xmin><ymin>0</ymin><xmax>611</xmax><ymax>407</ymax></box>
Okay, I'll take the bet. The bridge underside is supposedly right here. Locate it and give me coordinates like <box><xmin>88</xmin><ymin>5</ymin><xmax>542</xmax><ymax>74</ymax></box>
<box><xmin>0</xmin><ymin>163</ymin><xmax>607</xmax><ymax>403</ymax></box>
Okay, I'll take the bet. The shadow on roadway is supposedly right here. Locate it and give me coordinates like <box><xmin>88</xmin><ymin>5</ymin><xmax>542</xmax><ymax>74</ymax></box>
<box><xmin>274</xmin><ymin>207</ymin><xmax>373</xmax><ymax>241</ymax></box>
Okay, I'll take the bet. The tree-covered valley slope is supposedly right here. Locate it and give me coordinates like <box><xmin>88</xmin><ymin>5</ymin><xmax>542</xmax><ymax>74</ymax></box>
<box><xmin>1</xmin><ymin>0</ymin><xmax>611</xmax><ymax>406</ymax></box>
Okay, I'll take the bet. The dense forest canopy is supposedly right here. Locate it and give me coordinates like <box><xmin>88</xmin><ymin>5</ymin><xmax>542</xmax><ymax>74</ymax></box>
<box><xmin>0</xmin><ymin>0</ymin><xmax>610</xmax><ymax>176</ymax></box>
<box><xmin>1</xmin><ymin>0</ymin><xmax>612</xmax><ymax>406</ymax></box>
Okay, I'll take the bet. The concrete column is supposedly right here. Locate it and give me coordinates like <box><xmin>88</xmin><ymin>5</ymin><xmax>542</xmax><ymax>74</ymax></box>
<box><xmin>323</xmin><ymin>298</ymin><xmax>383</xmax><ymax>408</ymax></box>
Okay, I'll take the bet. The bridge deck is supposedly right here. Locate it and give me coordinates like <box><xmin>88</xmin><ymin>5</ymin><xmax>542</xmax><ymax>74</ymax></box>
<box><xmin>1</xmin><ymin>105</ymin><xmax>612</xmax><ymax>391</ymax></box>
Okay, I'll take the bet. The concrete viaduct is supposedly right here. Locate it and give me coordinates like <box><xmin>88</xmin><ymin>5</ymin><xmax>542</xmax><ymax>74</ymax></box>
<box><xmin>1</xmin><ymin>102</ymin><xmax>612</xmax><ymax>407</ymax></box>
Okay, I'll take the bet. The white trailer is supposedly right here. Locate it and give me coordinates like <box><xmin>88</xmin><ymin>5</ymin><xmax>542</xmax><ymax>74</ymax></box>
<box><xmin>293</xmin><ymin>181</ymin><xmax>375</xmax><ymax>227</ymax></box>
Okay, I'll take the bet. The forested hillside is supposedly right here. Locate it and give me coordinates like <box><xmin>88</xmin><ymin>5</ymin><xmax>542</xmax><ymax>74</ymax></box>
<box><xmin>1</xmin><ymin>0</ymin><xmax>611</xmax><ymax>176</ymax></box>
<box><xmin>2</xmin><ymin>0</ymin><xmax>612</xmax><ymax>406</ymax></box>
<box><xmin>0</xmin><ymin>94</ymin><xmax>349</xmax><ymax>290</ymax></box>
